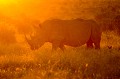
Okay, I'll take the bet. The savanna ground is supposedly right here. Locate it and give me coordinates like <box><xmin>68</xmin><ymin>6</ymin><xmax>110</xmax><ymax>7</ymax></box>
<box><xmin>0</xmin><ymin>31</ymin><xmax>120</xmax><ymax>79</ymax></box>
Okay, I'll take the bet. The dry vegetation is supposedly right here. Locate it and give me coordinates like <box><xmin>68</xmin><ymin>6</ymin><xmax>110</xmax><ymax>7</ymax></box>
<box><xmin>0</xmin><ymin>31</ymin><xmax>119</xmax><ymax>79</ymax></box>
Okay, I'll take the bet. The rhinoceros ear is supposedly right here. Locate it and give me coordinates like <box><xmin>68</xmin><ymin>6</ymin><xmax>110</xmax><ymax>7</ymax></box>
<box><xmin>32</xmin><ymin>23</ymin><xmax>42</xmax><ymax>29</ymax></box>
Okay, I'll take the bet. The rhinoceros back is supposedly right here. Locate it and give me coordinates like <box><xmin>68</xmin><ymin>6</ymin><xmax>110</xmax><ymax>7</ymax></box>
<box><xmin>41</xmin><ymin>19</ymin><xmax>93</xmax><ymax>47</ymax></box>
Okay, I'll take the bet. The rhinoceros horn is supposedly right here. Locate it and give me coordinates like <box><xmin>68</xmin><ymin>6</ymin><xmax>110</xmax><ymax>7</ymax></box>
<box><xmin>24</xmin><ymin>35</ymin><xmax>32</xmax><ymax>45</ymax></box>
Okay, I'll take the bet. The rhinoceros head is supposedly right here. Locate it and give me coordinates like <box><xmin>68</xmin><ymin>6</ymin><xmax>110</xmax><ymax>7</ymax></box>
<box><xmin>25</xmin><ymin>35</ymin><xmax>39</xmax><ymax>50</ymax></box>
<box><xmin>25</xmin><ymin>24</ymin><xmax>45</xmax><ymax>50</ymax></box>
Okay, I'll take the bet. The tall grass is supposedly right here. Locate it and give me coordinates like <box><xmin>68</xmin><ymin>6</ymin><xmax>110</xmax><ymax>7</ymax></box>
<box><xmin>0</xmin><ymin>32</ymin><xmax>120</xmax><ymax>79</ymax></box>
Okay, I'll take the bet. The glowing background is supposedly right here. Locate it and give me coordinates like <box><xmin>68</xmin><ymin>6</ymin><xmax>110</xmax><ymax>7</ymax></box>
<box><xmin>0</xmin><ymin>0</ymin><xmax>120</xmax><ymax>43</ymax></box>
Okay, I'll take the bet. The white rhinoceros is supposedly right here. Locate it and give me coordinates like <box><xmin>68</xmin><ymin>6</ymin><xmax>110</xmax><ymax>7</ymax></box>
<box><xmin>25</xmin><ymin>18</ymin><xmax>101</xmax><ymax>51</ymax></box>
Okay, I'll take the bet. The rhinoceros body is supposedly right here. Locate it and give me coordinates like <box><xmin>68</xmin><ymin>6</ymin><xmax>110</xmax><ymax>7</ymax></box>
<box><xmin>26</xmin><ymin>19</ymin><xmax>101</xmax><ymax>51</ymax></box>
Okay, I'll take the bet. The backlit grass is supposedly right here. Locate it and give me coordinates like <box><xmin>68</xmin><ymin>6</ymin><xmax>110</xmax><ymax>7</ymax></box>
<box><xmin>0</xmin><ymin>31</ymin><xmax>120</xmax><ymax>79</ymax></box>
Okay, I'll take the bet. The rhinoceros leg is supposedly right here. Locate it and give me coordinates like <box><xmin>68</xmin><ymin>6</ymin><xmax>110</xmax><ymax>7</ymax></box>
<box><xmin>52</xmin><ymin>41</ymin><xmax>65</xmax><ymax>51</ymax></box>
<box><xmin>52</xmin><ymin>41</ymin><xmax>61</xmax><ymax>51</ymax></box>
<box><xmin>59</xmin><ymin>44</ymin><xmax>66</xmax><ymax>51</ymax></box>
<box><xmin>91</xmin><ymin>24</ymin><xmax>101</xmax><ymax>49</ymax></box>
<box><xmin>94</xmin><ymin>41</ymin><xmax>100</xmax><ymax>49</ymax></box>
<box><xmin>52</xmin><ymin>44</ymin><xmax>59</xmax><ymax>51</ymax></box>
<box><xmin>86</xmin><ymin>37</ymin><xmax>93</xmax><ymax>48</ymax></box>
<box><xmin>92</xmin><ymin>35</ymin><xmax>101</xmax><ymax>49</ymax></box>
